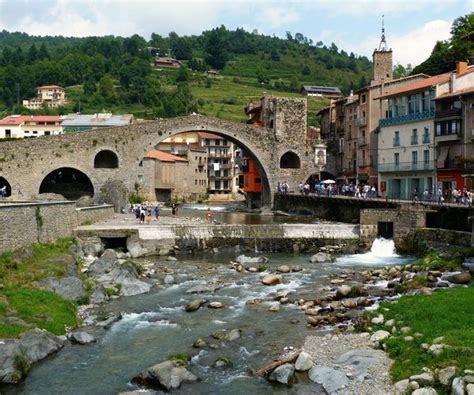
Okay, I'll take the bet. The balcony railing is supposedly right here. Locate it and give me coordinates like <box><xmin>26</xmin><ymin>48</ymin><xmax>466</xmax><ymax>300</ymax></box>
<box><xmin>378</xmin><ymin>160</ymin><xmax>436</xmax><ymax>172</ymax></box>
<box><xmin>208</xmin><ymin>152</ymin><xmax>231</xmax><ymax>158</ymax></box>
<box><xmin>393</xmin><ymin>137</ymin><xmax>400</xmax><ymax>147</ymax></box>
<box><xmin>208</xmin><ymin>174</ymin><xmax>233</xmax><ymax>179</ymax></box>
<box><xmin>411</xmin><ymin>135</ymin><xmax>418</xmax><ymax>145</ymax></box>
<box><xmin>379</xmin><ymin>109</ymin><xmax>435</xmax><ymax>127</ymax></box>
<box><xmin>357</xmin><ymin>158</ymin><xmax>371</xmax><ymax>167</ymax></box>
<box><xmin>357</xmin><ymin>136</ymin><xmax>367</xmax><ymax>146</ymax></box>
<box><xmin>355</xmin><ymin>117</ymin><xmax>367</xmax><ymax>126</ymax></box>
<box><xmin>435</xmin><ymin>108</ymin><xmax>462</xmax><ymax>119</ymax></box>
<box><xmin>422</xmin><ymin>133</ymin><xmax>430</xmax><ymax>144</ymax></box>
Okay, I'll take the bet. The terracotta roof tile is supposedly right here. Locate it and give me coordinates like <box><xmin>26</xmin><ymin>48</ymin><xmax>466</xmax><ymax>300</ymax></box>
<box><xmin>144</xmin><ymin>149</ymin><xmax>188</xmax><ymax>162</ymax></box>
<box><xmin>0</xmin><ymin>115</ymin><xmax>62</xmax><ymax>125</ymax></box>
<box><xmin>379</xmin><ymin>73</ymin><xmax>452</xmax><ymax>98</ymax></box>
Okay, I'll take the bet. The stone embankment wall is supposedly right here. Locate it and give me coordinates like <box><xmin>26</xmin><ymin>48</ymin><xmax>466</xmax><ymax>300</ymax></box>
<box><xmin>74</xmin><ymin>223</ymin><xmax>360</xmax><ymax>256</ymax></box>
<box><xmin>0</xmin><ymin>202</ymin><xmax>114</xmax><ymax>252</ymax></box>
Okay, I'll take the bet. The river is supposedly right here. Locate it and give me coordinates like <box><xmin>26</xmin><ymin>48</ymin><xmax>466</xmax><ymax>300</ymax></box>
<box><xmin>4</xmin><ymin>237</ymin><xmax>412</xmax><ymax>395</ymax></box>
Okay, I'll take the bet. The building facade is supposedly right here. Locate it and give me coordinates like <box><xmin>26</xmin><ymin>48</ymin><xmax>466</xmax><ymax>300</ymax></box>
<box><xmin>0</xmin><ymin>115</ymin><xmax>63</xmax><ymax>139</ymax></box>
<box><xmin>378</xmin><ymin>74</ymin><xmax>452</xmax><ymax>199</ymax></box>
<box><xmin>22</xmin><ymin>85</ymin><xmax>66</xmax><ymax>109</ymax></box>
<box><xmin>61</xmin><ymin>113</ymin><xmax>134</xmax><ymax>132</ymax></box>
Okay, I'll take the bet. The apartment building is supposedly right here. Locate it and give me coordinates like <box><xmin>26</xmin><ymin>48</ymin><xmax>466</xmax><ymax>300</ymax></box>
<box><xmin>23</xmin><ymin>85</ymin><xmax>66</xmax><ymax>109</ymax></box>
<box><xmin>0</xmin><ymin>115</ymin><xmax>63</xmax><ymax>139</ymax></box>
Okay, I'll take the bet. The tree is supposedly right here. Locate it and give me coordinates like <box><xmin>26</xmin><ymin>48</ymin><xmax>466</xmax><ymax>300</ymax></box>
<box><xmin>27</xmin><ymin>44</ymin><xmax>38</xmax><ymax>63</ymax></box>
<box><xmin>38</xmin><ymin>43</ymin><xmax>50</xmax><ymax>60</ymax></box>
<box><xmin>302</xmin><ymin>64</ymin><xmax>310</xmax><ymax>75</ymax></box>
<box><xmin>98</xmin><ymin>74</ymin><xmax>116</xmax><ymax>100</ymax></box>
<box><xmin>83</xmin><ymin>77</ymin><xmax>96</xmax><ymax>95</ymax></box>
<box><xmin>176</xmin><ymin>65</ymin><xmax>189</xmax><ymax>82</ymax></box>
<box><xmin>205</xmin><ymin>28</ymin><xmax>228</xmax><ymax>70</ymax></box>
<box><xmin>270</xmin><ymin>49</ymin><xmax>280</xmax><ymax>62</ymax></box>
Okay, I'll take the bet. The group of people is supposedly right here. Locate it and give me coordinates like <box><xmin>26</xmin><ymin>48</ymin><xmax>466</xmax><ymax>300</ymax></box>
<box><xmin>293</xmin><ymin>181</ymin><xmax>378</xmax><ymax>199</ymax></box>
<box><xmin>414</xmin><ymin>187</ymin><xmax>473</xmax><ymax>206</ymax></box>
<box><xmin>130</xmin><ymin>203</ymin><xmax>162</xmax><ymax>225</ymax></box>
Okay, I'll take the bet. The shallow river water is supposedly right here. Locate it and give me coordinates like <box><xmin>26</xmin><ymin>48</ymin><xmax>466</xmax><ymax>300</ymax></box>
<box><xmin>4</xmin><ymin>239</ymin><xmax>412</xmax><ymax>395</ymax></box>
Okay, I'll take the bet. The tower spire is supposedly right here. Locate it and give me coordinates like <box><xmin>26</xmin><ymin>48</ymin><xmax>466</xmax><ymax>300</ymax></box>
<box><xmin>378</xmin><ymin>14</ymin><xmax>388</xmax><ymax>51</ymax></box>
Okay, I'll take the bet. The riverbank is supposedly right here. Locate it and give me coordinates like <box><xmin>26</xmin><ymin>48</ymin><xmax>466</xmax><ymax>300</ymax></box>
<box><xmin>1</xmin><ymin>234</ymin><xmax>473</xmax><ymax>393</ymax></box>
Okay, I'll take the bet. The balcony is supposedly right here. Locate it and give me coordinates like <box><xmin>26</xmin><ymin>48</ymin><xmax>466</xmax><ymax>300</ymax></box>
<box><xmin>207</xmin><ymin>152</ymin><xmax>232</xmax><ymax>158</ymax></box>
<box><xmin>378</xmin><ymin>160</ymin><xmax>436</xmax><ymax>172</ymax></box>
<box><xmin>355</xmin><ymin>117</ymin><xmax>367</xmax><ymax>126</ymax></box>
<box><xmin>357</xmin><ymin>136</ymin><xmax>367</xmax><ymax>146</ymax></box>
<box><xmin>410</xmin><ymin>135</ymin><xmax>418</xmax><ymax>145</ymax></box>
<box><xmin>208</xmin><ymin>174</ymin><xmax>233</xmax><ymax>180</ymax></box>
<box><xmin>435</xmin><ymin>108</ymin><xmax>462</xmax><ymax>120</ymax></box>
<box><xmin>357</xmin><ymin>158</ymin><xmax>371</xmax><ymax>167</ymax></box>
<box><xmin>393</xmin><ymin>137</ymin><xmax>400</xmax><ymax>147</ymax></box>
<box><xmin>438</xmin><ymin>159</ymin><xmax>462</xmax><ymax>170</ymax></box>
<box><xmin>422</xmin><ymin>133</ymin><xmax>430</xmax><ymax>144</ymax></box>
<box><xmin>379</xmin><ymin>109</ymin><xmax>435</xmax><ymax>127</ymax></box>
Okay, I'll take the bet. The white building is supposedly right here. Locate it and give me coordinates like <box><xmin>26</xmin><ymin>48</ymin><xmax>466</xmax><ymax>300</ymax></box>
<box><xmin>0</xmin><ymin>115</ymin><xmax>63</xmax><ymax>139</ymax></box>
<box><xmin>23</xmin><ymin>85</ymin><xmax>66</xmax><ymax>109</ymax></box>
<box><xmin>377</xmin><ymin>73</ymin><xmax>451</xmax><ymax>199</ymax></box>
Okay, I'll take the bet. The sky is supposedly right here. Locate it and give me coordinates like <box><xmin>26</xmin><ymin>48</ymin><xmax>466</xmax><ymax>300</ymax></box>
<box><xmin>0</xmin><ymin>0</ymin><xmax>471</xmax><ymax>67</ymax></box>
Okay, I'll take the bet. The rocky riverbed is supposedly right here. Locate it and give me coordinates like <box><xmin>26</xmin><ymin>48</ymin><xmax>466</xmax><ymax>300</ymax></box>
<box><xmin>1</xmin><ymin>237</ymin><xmax>472</xmax><ymax>394</ymax></box>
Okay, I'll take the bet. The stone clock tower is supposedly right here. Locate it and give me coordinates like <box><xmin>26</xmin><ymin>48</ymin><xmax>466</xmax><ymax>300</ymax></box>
<box><xmin>372</xmin><ymin>15</ymin><xmax>393</xmax><ymax>85</ymax></box>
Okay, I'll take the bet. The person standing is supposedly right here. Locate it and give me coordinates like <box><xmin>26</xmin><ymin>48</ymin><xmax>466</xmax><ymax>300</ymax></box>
<box><xmin>206</xmin><ymin>208</ymin><xmax>212</xmax><ymax>222</ymax></box>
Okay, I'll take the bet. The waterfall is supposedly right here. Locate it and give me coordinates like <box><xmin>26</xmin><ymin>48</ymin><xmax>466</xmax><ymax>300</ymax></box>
<box><xmin>335</xmin><ymin>237</ymin><xmax>408</xmax><ymax>266</ymax></box>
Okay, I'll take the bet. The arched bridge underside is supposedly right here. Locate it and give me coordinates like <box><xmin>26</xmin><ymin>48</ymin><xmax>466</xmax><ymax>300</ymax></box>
<box><xmin>0</xmin><ymin>114</ymin><xmax>317</xmax><ymax>207</ymax></box>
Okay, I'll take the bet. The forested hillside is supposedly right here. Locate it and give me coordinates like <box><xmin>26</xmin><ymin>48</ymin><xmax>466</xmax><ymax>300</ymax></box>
<box><xmin>0</xmin><ymin>26</ymin><xmax>373</xmax><ymax>124</ymax></box>
<box><xmin>412</xmin><ymin>14</ymin><xmax>473</xmax><ymax>76</ymax></box>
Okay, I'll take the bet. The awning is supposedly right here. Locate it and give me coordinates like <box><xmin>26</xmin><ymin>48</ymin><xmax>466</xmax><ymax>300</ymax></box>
<box><xmin>437</xmin><ymin>146</ymin><xmax>450</xmax><ymax>168</ymax></box>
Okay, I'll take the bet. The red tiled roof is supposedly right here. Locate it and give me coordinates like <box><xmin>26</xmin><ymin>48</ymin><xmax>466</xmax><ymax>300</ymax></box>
<box><xmin>435</xmin><ymin>86</ymin><xmax>474</xmax><ymax>100</ymax></box>
<box><xmin>0</xmin><ymin>115</ymin><xmax>62</xmax><ymax>125</ymax></box>
<box><xmin>144</xmin><ymin>149</ymin><xmax>188</xmax><ymax>162</ymax></box>
<box><xmin>379</xmin><ymin>73</ymin><xmax>451</xmax><ymax>99</ymax></box>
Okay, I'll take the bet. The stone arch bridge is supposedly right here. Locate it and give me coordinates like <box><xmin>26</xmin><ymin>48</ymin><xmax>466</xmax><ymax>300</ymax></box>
<box><xmin>0</xmin><ymin>111</ymin><xmax>317</xmax><ymax>207</ymax></box>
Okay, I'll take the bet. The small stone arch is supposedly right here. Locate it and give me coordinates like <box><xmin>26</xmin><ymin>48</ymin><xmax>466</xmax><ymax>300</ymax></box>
<box><xmin>0</xmin><ymin>177</ymin><xmax>12</xmax><ymax>197</ymax></box>
<box><xmin>94</xmin><ymin>150</ymin><xmax>119</xmax><ymax>169</ymax></box>
<box><xmin>280</xmin><ymin>151</ymin><xmax>301</xmax><ymax>169</ymax></box>
<box><xmin>39</xmin><ymin>167</ymin><xmax>94</xmax><ymax>200</ymax></box>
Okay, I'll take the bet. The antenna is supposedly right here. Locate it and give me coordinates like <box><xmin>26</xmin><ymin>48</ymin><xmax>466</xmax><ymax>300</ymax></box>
<box><xmin>378</xmin><ymin>15</ymin><xmax>388</xmax><ymax>51</ymax></box>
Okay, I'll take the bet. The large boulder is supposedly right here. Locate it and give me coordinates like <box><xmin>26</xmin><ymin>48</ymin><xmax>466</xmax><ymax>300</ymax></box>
<box><xmin>276</xmin><ymin>265</ymin><xmax>290</xmax><ymax>273</ymax></box>
<box><xmin>235</xmin><ymin>255</ymin><xmax>268</xmax><ymax>264</ymax></box>
<box><xmin>310</xmin><ymin>252</ymin><xmax>332</xmax><ymax>263</ymax></box>
<box><xmin>445</xmin><ymin>272</ymin><xmax>472</xmax><ymax>284</ymax></box>
<box><xmin>97</xmin><ymin>262</ymin><xmax>151</xmax><ymax>296</ymax></box>
<box><xmin>132</xmin><ymin>360</ymin><xmax>198</xmax><ymax>391</ymax></box>
<box><xmin>261</xmin><ymin>275</ymin><xmax>282</xmax><ymax>285</ymax></box>
<box><xmin>185</xmin><ymin>300</ymin><xmax>206</xmax><ymax>312</ymax></box>
<box><xmin>308</xmin><ymin>366</ymin><xmax>349</xmax><ymax>393</ymax></box>
<box><xmin>88</xmin><ymin>249</ymin><xmax>118</xmax><ymax>277</ymax></box>
<box><xmin>38</xmin><ymin>276</ymin><xmax>85</xmax><ymax>301</ymax></box>
<box><xmin>438</xmin><ymin>366</ymin><xmax>456</xmax><ymax>386</ymax></box>
<box><xmin>335</xmin><ymin>349</ymin><xmax>385</xmax><ymax>380</ymax></box>
<box><xmin>68</xmin><ymin>331</ymin><xmax>96</xmax><ymax>345</ymax></box>
<box><xmin>268</xmin><ymin>363</ymin><xmax>295</xmax><ymax>384</ymax></box>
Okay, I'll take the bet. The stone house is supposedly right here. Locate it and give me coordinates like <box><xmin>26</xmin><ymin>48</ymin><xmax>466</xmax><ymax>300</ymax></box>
<box><xmin>0</xmin><ymin>115</ymin><xmax>63</xmax><ymax>139</ymax></box>
<box><xmin>154</xmin><ymin>57</ymin><xmax>182</xmax><ymax>68</ymax></box>
<box><xmin>140</xmin><ymin>149</ymin><xmax>207</xmax><ymax>202</ymax></box>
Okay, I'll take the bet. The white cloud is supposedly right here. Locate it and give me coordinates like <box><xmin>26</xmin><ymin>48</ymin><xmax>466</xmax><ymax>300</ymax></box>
<box><xmin>256</xmin><ymin>6</ymin><xmax>300</xmax><ymax>29</ymax></box>
<box><xmin>391</xmin><ymin>19</ymin><xmax>452</xmax><ymax>66</ymax></box>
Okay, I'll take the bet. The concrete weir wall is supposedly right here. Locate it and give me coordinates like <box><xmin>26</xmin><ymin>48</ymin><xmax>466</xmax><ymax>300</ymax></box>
<box><xmin>0</xmin><ymin>202</ymin><xmax>114</xmax><ymax>252</ymax></box>
<box><xmin>74</xmin><ymin>223</ymin><xmax>360</xmax><ymax>255</ymax></box>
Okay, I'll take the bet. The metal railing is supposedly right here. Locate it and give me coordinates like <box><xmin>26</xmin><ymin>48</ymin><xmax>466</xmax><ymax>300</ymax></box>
<box><xmin>377</xmin><ymin>160</ymin><xmax>436</xmax><ymax>172</ymax></box>
<box><xmin>379</xmin><ymin>109</ymin><xmax>435</xmax><ymax>127</ymax></box>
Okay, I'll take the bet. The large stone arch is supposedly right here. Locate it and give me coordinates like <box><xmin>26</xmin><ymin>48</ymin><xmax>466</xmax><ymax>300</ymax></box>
<box><xmin>39</xmin><ymin>167</ymin><xmax>94</xmax><ymax>200</ymax></box>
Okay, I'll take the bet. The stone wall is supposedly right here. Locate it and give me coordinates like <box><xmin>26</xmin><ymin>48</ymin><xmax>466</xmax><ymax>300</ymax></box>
<box><xmin>76</xmin><ymin>205</ymin><xmax>115</xmax><ymax>225</ymax></box>
<box><xmin>0</xmin><ymin>202</ymin><xmax>114</xmax><ymax>252</ymax></box>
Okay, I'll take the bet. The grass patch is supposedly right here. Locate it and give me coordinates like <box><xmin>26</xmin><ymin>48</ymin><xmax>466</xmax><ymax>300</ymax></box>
<box><xmin>0</xmin><ymin>287</ymin><xmax>78</xmax><ymax>337</ymax></box>
<box><xmin>0</xmin><ymin>238</ymin><xmax>79</xmax><ymax>338</ymax></box>
<box><xmin>167</xmin><ymin>353</ymin><xmax>191</xmax><ymax>366</ymax></box>
<box><xmin>376</xmin><ymin>286</ymin><xmax>474</xmax><ymax>382</ymax></box>
<box><xmin>411</xmin><ymin>251</ymin><xmax>460</xmax><ymax>272</ymax></box>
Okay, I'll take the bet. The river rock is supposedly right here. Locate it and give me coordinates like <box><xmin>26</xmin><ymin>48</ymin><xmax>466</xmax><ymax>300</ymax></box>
<box><xmin>163</xmin><ymin>275</ymin><xmax>175</xmax><ymax>285</ymax></box>
<box><xmin>166</xmin><ymin>256</ymin><xmax>178</xmax><ymax>262</ymax></box>
<box><xmin>268</xmin><ymin>363</ymin><xmax>295</xmax><ymax>384</ymax></box>
<box><xmin>214</xmin><ymin>357</ymin><xmax>232</xmax><ymax>368</ymax></box>
<box><xmin>68</xmin><ymin>331</ymin><xmax>96</xmax><ymax>345</ymax></box>
<box><xmin>335</xmin><ymin>349</ymin><xmax>385</xmax><ymax>380</ymax></box>
<box><xmin>370</xmin><ymin>330</ymin><xmax>391</xmax><ymax>343</ymax></box>
<box><xmin>295</xmin><ymin>351</ymin><xmax>313</xmax><ymax>371</ymax></box>
<box><xmin>308</xmin><ymin>366</ymin><xmax>349</xmax><ymax>393</ymax></box>
<box><xmin>394</xmin><ymin>379</ymin><xmax>410</xmax><ymax>395</ymax></box>
<box><xmin>445</xmin><ymin>272</ymin><xmax>472</xmax><ymax>284</ymax></box>
<box><xmin>276</xmin><ymin>265</ymin><xmax>290</xmax><ymax>273</ymax></box>
<box><xmin>371</xmin><ymin>314</ymin><xmax>385</xmax><ymax>325</ymax></box>
<box><xmin>38</xmin><ymin>276</ymin><xmax>85</xmax><ymax>301</ymax></box>
<box><xmin>452</xmin><ymin>377</ymin><xmax>465</xmax><ymax>395</ymax></box>
<box><xmin>208</xmin><ymin>302</ymin><xmax>223</xmax><ymax>309</ymax></box>
<box><xmin>335</xmin><ymin>285</ymin><xmax>352</xmax><ymax>299</ymax></box>
<box><xmin>132</xmin><ymin>360</ymin><xmax>198</xmax><ymax>391</ymax></box>
<box><xmin>467</xmin><ymin>384</ymin><xmax>474</xmax><ymax>395</ymax></box>
<box><xmin>438</xmin><ymin>366</ymin><xmax>456</xmax><ymax>386</ymax></box>
<box><xmin>309</xmin><ymin>252</ymin><xmax>331</xmax><ymax>263</ymax></box>
<box><xmin>185</xmin><ymin>300</ymin><xmax>206</xmax><ymax>312</ymax></box>
<box><xmin>186</xmin><ymin>284</ymin><xmax>221</xmax><ymax>294</ymax></box>
<box><xmin>88</xmin><ymin>249</ymin><xmax>118</xmax><ymax>275</ymax></box>
<box><xmin>412</xmin><ymin>388</ymin><xmax>437</xmax><ymax>395</ymax></box>
<box><xmin>193</xmin><ymin>338</ymin><xmax>207</xmax><ymax>348</ymax></box>
<box><xmin>262</xmin><ymin>274</ymin><xmax>282</xmax><ymax>285</ymax></box>
<box><xmin>95</xmin><ymin>312</ymin><xmax>122</xmax><ymax>329</ymax></box>
<box><xmin>268</xmin><ymin>305</ymin><xmax>280</xmax><ymax>312</ymax></box>
<box><xmin>409</xmin><ymin>372</ymin><xmax>434</xmax><ymax>386</ymax></box>
<box><xmin>235</xmin><ymin>255</ymin><xmax>268</xmax><ymax>264</ymax></box>
<box><xmin>90</xmin><ymin>284</ymin><xmax>106</xmax><ymax>304</ymax></box>
<box><xmin>225</xmin><ymin>329</ymin><xmax>241</xmax><ymax>341</ymax></box>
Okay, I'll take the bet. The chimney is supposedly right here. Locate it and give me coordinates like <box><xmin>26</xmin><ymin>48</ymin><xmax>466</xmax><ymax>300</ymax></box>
<box><xmin>456</xmin><ymin>61</ymin><xmax>468</xmax><ymax>75</ymax></box>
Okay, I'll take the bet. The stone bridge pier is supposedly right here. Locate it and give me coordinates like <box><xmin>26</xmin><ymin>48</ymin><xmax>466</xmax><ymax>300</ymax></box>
<box><xmin>0</xmin><ymin>97</ymin><xmax>318</xmax><ymax>208</ymax></box>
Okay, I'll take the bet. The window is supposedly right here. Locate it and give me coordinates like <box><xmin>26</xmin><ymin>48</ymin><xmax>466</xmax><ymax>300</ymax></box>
<box><xmin>393</xmin><ymin>131</ymin><xmax>400</xmax><ymax>147</ymax></box>
<box><xmin>412</xmin><ymin>151</ymin><xmax>418</xmax><ymax>165</ymax></box>
<box><xmin>215</xmin><ymin>140</ymin><xmax>220</xmax><ymax>146</ymax></box>
<box><xmin>5</xmin><ymin>129</ymin><xmax>11</xmax><ymax>138</ymax></box>
<box><xmin>423</xmin><ymin>150</ymin><xmax>429</xmax><ymax>164</ymax></box>
<box><xmin>422</xmin><ymin>127</ymin><xmax>430</xmax><ymax>143</ymax></box>
<box><xmin>33</xmin><ymin>130</ymin><xmax>38</xmax><ymax>134</ymax></box>
<box><xmin>195</xmin><ymin>180</ymin><xmax>198</xmax><ymax>185</ymax></box>
<box><xmin>411</xmin><ymin>129</ymin><xmax>418</xmax><ymax>145</ymax></box>
<box><xmin>394</xmin><ymin>153</ymin><xmax>400</xmax><ymax>167</ymax></box>
<box><xmin>361</xmin><ymin>94</ymin><xmax>366</xmax><ymax>103</ymax></box>
<box><xmin>44</xmin><ymin>131</ymin><xmax>50</xmax><ymax>136</ymax></box>
<box><xmin>25</xmin><ymin>130</ymin><xmax>29</xmax><ymax>134</ymax></box>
